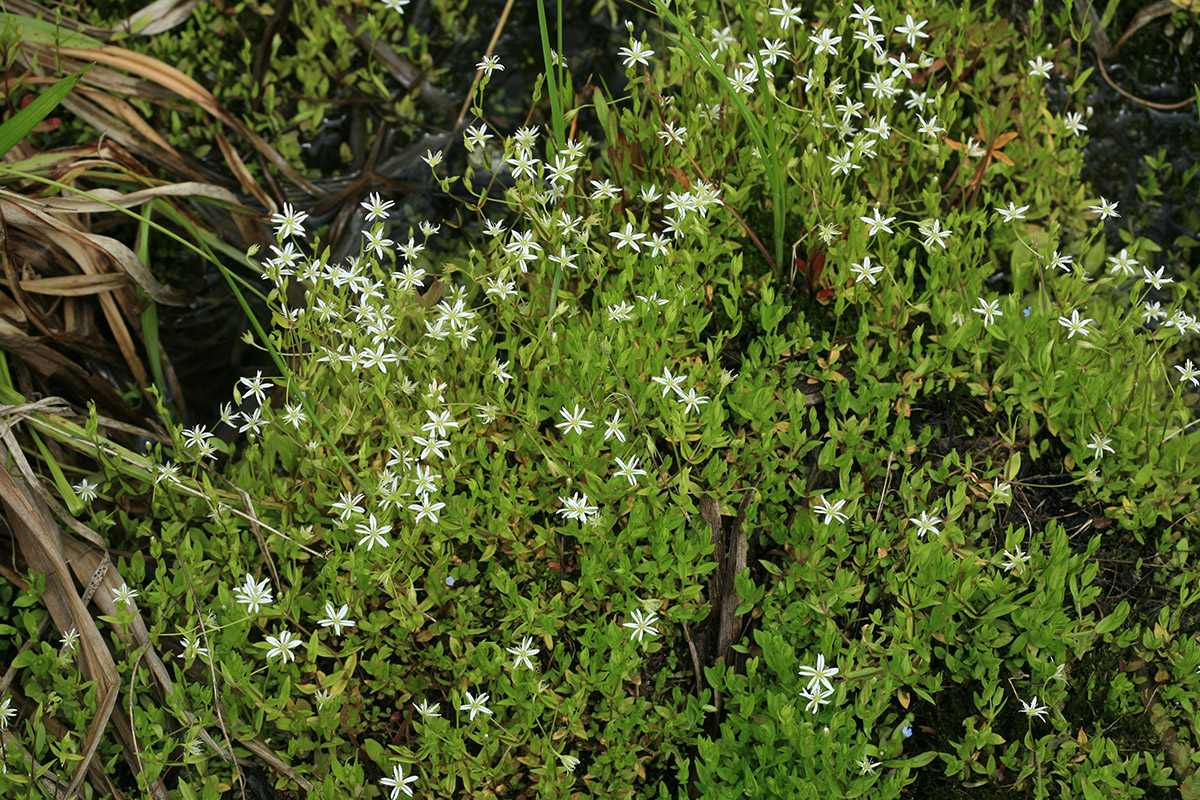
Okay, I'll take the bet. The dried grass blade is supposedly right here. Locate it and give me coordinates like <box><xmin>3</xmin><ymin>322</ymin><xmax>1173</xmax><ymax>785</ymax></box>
<box><xmin>57</xmin><ymin>45</ymin><xmax>321</xmax><ymax>199</ymax></box>
<box><xmin>57</xmin><ymin>92</ymin><xmax>207</xmax><ymax>180</ymax></box>
<box><xmin>0</xmin><ymin>434</ymin><xmax>119</xmax><ymax>799</ymax></box>
<box><xmin>112</xmin><ymin>0</ymin><xmax>204</xmax><ymax>36</ymax></box>
<box><xmin>3</xmin><ymin>273</ymin><xmax>129</xmax><ymax>295</ymax></box>
<box><xmin>0</xmin><ymin>191</ymin><xmax>189</xmax><ymax>305</ymax></box>
<box><xmin>27</xmin><ymin>181</ymin><xmax>248</xmax><ymax>213</ymax></box>
<box><xmin>215</xmin><ymin>129</ymin><xmax>273</xmax><ymax>211</ymax></box>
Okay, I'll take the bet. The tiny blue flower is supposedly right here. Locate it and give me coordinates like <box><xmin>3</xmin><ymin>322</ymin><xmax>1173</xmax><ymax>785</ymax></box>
<box><xmin>445</xmin><ymin>576</ymin><xmax>456</xmax><ymax>586</ymax></box>
<box><xmin>1023</xmin><ymin>306</ymin><xmax>1031</xmax><ymax>317</ymax></box>
<box><xmin>902</xmin><ymin>725</ymin><xmax>913</xmax><ymax>738</ymax></box>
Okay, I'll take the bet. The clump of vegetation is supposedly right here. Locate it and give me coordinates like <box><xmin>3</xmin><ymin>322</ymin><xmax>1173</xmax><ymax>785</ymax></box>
<box><xmin>1</xmin><ymin>0</ymin><xmax>1199</xmax><ymax>798</ymax></box>
<box><xmin>73</xmin><ymin>0</ymin><xmax>460</xmax><ymax>171</ymax></box>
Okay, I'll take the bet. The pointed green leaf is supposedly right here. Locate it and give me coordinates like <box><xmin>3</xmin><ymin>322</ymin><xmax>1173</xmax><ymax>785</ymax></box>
<box><xmin>0</xmin><ymin>67</ymin><xmax>91</xmax><ymax>160</ymax></box>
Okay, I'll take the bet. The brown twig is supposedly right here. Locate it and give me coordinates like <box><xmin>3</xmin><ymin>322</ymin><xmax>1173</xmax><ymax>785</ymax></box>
<box><xmin>1095</xmin><ymin>54</ymin><xmax>1197</xmax><ymax>111</ymax></box>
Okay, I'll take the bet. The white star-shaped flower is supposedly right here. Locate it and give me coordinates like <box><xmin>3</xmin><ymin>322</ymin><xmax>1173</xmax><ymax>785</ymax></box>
<box><xmin>316</xmin><ymin>602</ymin><xmax>357</xmax><ymax>636</ymax></box>
<box><xmin>506</xmin><ymin>636</ymin><xmax>540</xmax><ymax>671</ymax></box>
<box><xmin>265</xmin><ymin>628</ymin><xmax>302</xmax><ymax>663</ymax></box>
<box><xmin>459</xmin><ymin>690</ymin><xmax>493</xmax><ymax>721</ymax></box>
<box><xmin>623</xmin><ymin>608</ymin><xmax>660</xmax><ymax>643</ymax></box>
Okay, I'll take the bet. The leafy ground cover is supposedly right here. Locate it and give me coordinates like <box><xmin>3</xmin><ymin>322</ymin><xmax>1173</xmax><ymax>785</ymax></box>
<box><xmin>0</xmin><ymin>0</ymin><xmax>1199</xmax><ymax>798</ymax></box>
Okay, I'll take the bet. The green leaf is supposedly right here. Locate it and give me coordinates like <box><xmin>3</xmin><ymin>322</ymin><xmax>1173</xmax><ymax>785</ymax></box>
<box><xmin>0</xmin><ymin>67</ymin><xmax>91</xmax><ymax>161</ymax></box>
<box><xmin>0</xmin><ymin>14</ymin><xmax>104</xmax><ymax>47</ymax></box>
<box><xmin>1094</xmin><ymin>601</ymin><xmax>1130</xmax><ymax>635</ymax></box>
<box><xmin>883</xmin><ymin>750</ymin><xmax>939</xmax><ymax>769</ymax></box>
<box><xmin>593</xmin><ymin>89</ymin><xmax>617</xmax><ymax>147</ymax></box>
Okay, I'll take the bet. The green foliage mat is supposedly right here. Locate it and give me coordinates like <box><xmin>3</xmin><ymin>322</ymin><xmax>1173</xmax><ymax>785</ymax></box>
<box><xmin>2</xmin><ymin>0</ymin><xmax>1199</xmax><ymax>798</ymax></box>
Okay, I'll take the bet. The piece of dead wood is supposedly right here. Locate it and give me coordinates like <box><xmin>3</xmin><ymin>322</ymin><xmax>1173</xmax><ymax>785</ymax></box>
<box><xmin>699</xmin><ymin>486</ymin><xmax>755</xmax><ymax>671</ymax></box>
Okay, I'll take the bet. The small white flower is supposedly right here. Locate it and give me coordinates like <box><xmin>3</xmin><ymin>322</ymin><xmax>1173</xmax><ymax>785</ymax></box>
<box><xmin>909</xmin><ymin>510</ymin><xmax>942</xmax><ymax>538</ymax></box>
<box><xmin>1001</xmin><ymin>545</ymin><xmax>1030</xmax><ymax>574</ymax></box>
<box><xmin>1057</xmin><ymin>309</ymin><xmax>1094</xmax><ymax>339</ymax></box>
<box><xmin>769</xmin><ymin>0</ymin><xmax>804</xmax><ymax>30</ymax></box>
<box><xmin>972</xmin><ymin>297</ymin><xmax>1004</xmax><ymax>326</ymax></box>
<box><xmin>677</xmin><ymin>388</ymin><xmax>710</xmax><ymax>415</ymax></box>
<box><xmin>355</xmin><ymin>514</ymin><xmax>392</xmax><ymax>551</ymax></box>
<box><xmin>233</xmin><ymin>573</ymin><xmax>273</xmax><ymax>615</ymax></box>
<box><xmin>797</xmin><ymin>653</ymin><xmax>840</xmax><ymax>694</ymax></box>
<box><xmin>1028</xmin><ymin>56</ymin><xmax>1053</xmax><ymax>78</ymax></box>
<box><xmin>917</xmin><ymin>114</ymin><xmax>945</xmax><ymax>139</ymax></box>
<box><xmin>850</xmin><ymin>256</ymin><xmax>885</xmax><ymax>284</ymax></box>
<box><xmin>651</xmin><ymin>367</ymin><xmax>687</xmax><ymax>397</ymax></box>
<box><xmin>1089</xmin><ymin>196</ymin><xmax>1120</xmax><ymax>220</ymax></box>
<box><xmin>895</xmin><ymin>14</ymin><xmax>929</xmax><ymax>48</ymax></box>
<box><xmin>556</xmin><ymin>404</ymin><xmax>595</xmax><ymax>435</ymax></box>
<box><xmin>994</xmin><ymin>201</ymin><xmax>1030</xmax><ymax>222</ymax></box>
<box><xmin>265</xmin><ymin>629</ymin><xmax>302</xmax><ymax>663</ymax></box>
<box><xmin>557</xmin><ymin>492</ymin><xmax>599</xmax><ymax>522</ymax></box>
<box><xmin>74</xmin><ymin>477</ymin><xmax>100</xmax><ymax>503</ymax></box>
<box><xmin>0</xmin><ymin>696</ymin><xmax>18</xmax><ymax>730</ymax></box>
<box><xmin>459</xmin><ymin>690</ymin><xmax>493</xmax><ymax>721</ymax></box>
<box><xmin>317</xmin><ymin>602</ymin><xmax>357</xmax><ymax>636</ymax></box>
<box><xmin>1019</xmin><ymin>695</ymin><xmax>1049</xmax><ymax>721</ymax></box>
<box><xmin>619</xmin><ymin>39</ymin><xmax>654</xmax><ymax>68</ymax></box>
<box><xmin>281</xmin><ymin>402</ymin><xmax>307</xmax><ymax>429</ymax></box>
<box><xmin>408</xmin><ymin>495</ymin><xmax>447</xmax><ymax>525</ymax></box>
<box><xmin>1175</xmin><ymin>359</ymin><xmax>1199</xmax><ymax>387</ymax></box>
<box><xmin>360</xmin><ymin>192</ymin><xmax>395</xmax><ymax>222</ymax></box>
<box><xmin>1142</xmin><ymin>267</ymin><xmax>1173</xmax><ymax>290</ymax></box>
<box><xmin>476</xmin><ymin>55</ymin><xmax>503</xmax><ymax>77</ymax></box>
<box><xmin>1084</xmin><ymin>433</ymin><xmax>1115</xmax><ymax>460</ymax></box>
<box><xmin>604</xmin><ymin>411</ymin><xmax>627</xmax><ymax>443</ymax></box>
<box><xmin>178</xmin><ymin>635</ymin><xmax>210</xmax><ymax>662</ymax></box>
<box><xmin>111</xmin><ymin>583</ymin><xmax>139</xmax><ymax>608</ymax></box>
<box><xmin>613</xmin><ymin>455</ymin><xmax>648</xmax><ymax>487</ymax></box>
<box><xmin>380</xmin><ymin>762</ymin><xmax>420</xmax><ymax>799</ymax></box>
<box><xmin>810</xmin><ymin>28</ymin><xmax>842</xmax><ymax>57</ymax></box>
<box><xmin>1048</xmin><ymin>251</ymin><xmax>1073</xmax><ymax>272</ymax></box>
<box><xmin>623</xmin><ymin>608</ymin><xmax>660</xmax><ymax>643</ymax></box>
<box><xmin>506</xmin><ymin>636</ymin><xmax>540</xmax><ymax>671</ymax></box>
<box><xmin>609</xmin><ymin>222</ymin><xmax>647</xmax><ymax>252</ymax></box>
<box><xmin>269</xmin><ymin>203</ymin><xmax>309</xmax><ymax>239</ymax></box>
<box><xmin>1106</xmin><ymin>248</ymin><xmax>1139</xmax><ymax>277</ymax></box>
<box><xmin>812</xmin><ymin>496</ymin><xmax>848</xmax><ymax>525</ymax></box>
<box><xmin>799</xmin><ymin>683</ymin><xmax>833</xmax><ymax>714</ymax></box>
<box><xmin>860</xmin><ymin>207</ymin><xmax>896</xmax><ymax>236</ymax></box>
<box><xmin>1063</xmin><ymin>111</ymin><xmax>1087</xmax><ymax>137</ymax></box>
<box><xmin>414</xmin><ymin>699</ymin><xmax>441</xmax><ymax>718</ymax></box>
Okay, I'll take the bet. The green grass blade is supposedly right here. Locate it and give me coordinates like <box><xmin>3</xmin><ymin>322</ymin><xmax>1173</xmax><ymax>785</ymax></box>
<box><xmin>0</xmin><ymin>14</ymin><xmax>105</xmax><ymax>48</ymax></box>
<box><xmin>0</xmin><ymin>67</ymin><xmax>91</xmax><ymax>160</ymax></box>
